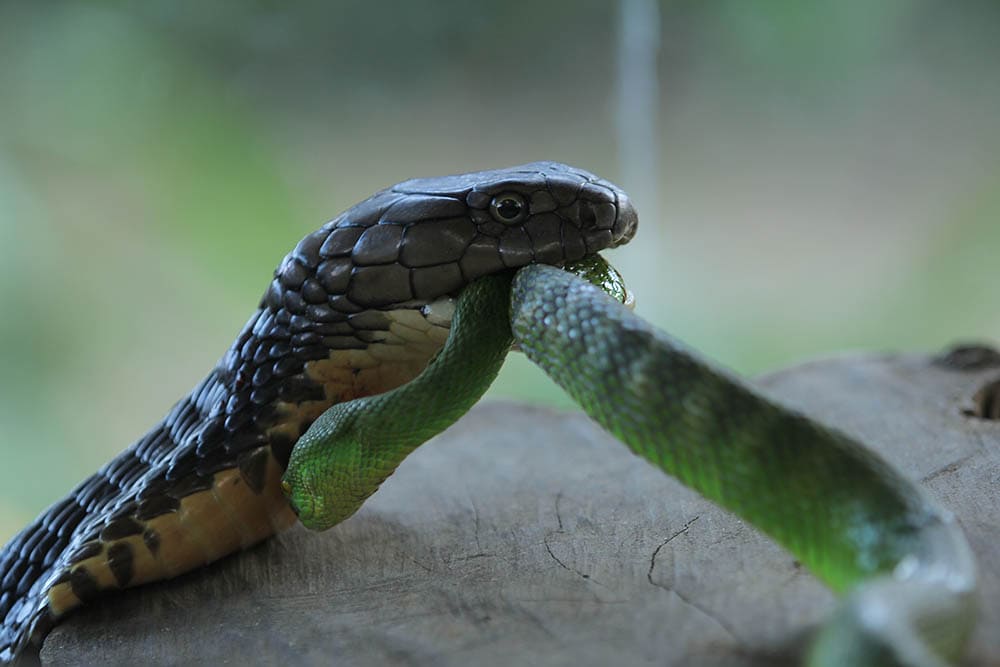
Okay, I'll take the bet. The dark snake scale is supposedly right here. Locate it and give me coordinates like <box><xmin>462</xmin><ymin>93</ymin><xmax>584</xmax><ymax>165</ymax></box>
<box><xmin>0</xmin><ymin>162</ymin><xmax>637</xmax><ymax>661</ymax></box>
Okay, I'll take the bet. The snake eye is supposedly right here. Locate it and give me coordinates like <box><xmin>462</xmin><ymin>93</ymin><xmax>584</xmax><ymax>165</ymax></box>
<box><xmin>280</xmin><ymin>479</ymin><xmax>292</xmax><ymax>497</ymax></box>
<box><xmin>489</xmin><ymin>193</ymin><xmax>527</xmax><ymax>224</ymax></box>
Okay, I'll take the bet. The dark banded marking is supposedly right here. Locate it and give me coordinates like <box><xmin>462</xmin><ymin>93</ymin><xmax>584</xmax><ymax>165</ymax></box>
<box><xmin>135</xmin><ymin>495</ymin><xmax>180</xmax><ymax>522</ymax></box>
<box><xmin>68</xmin><ymin>569</ymin><xmax>99</xmax><ymax>603</ymax></box>
<box><xmin>267</xmin><ymin>432</ymin><xmax>296</xmax><ymax>467</ymax></box>
<box><xmin>106</xmin><ymin>544</ymin><xmax>133</xmax><ymax>588</ymax></box>
<box><xmin>47</xmin><ymin>571</ymin><xmax>71</xmax><ymax>588</ymax></box>
<box><xmin>166</xmin><ymin>473</ymin><xmax>215</xmax><ymax>498</ymax></box>
<box><xmin>99</xmin><ymin>517</ymin><xmax>144</xmax><ymax>541</ymax></box>
<box><xmin>64</xmin><ymin>542</ymin><xmax>101</xmax><ymax>564</ymax></box>
<box><xmin>278</xmin><ymin>377</ymin><xmax>327</xmax><ymax>404</ymax></box>
<box><xmin>142</xmin><ymin>529</ymin><xmax>160</xmax><ymax>557</ymax></box>
<box><xmin>237</xmin><ymin>448</ymin><xmax>269</xmax><ymax>495</ymax></box>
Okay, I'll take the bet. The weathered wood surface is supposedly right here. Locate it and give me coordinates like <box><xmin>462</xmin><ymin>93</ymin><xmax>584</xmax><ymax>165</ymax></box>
<box><xmin>41</xmin><ymin>350</ymin><xmax>1000</xmax><ymax>666</ymax></box>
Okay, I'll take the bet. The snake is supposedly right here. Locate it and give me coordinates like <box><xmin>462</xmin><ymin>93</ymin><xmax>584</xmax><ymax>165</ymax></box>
<box><xmin>282</xmin><ymin>272</ymin><xmax>978</xmax><ymax>662</ymax></box>
<box><xmin>0</xmin><ymin>162</ymin><xmax>977</xmax><ymax>666</ymax></box>
<box><xmin>0</xmin><ymin>162</ymin><xmax>637</xmax><ymax>663</ymax></box>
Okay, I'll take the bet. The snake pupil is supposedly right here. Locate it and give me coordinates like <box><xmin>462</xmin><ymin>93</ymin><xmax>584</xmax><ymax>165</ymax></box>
<box><xmin>489</xmin><ymin>193</ymin><xmax>526</xmax><ymax>223</ymax></box>
<box><xmin>497</xmin><ymin>199</ymin><xmax>520</xmax><ymax>218</ymax></box>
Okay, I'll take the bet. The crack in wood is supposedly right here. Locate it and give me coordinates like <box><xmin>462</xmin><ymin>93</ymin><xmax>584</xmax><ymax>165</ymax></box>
<box><xmin>464</xmin><ymin>488</ymin><xmax>484</xmax><ymax>553</ymax></box>
<box><xmin>921</xmin><ymin>456</ymin><xmax>973</xmax><ymax>483</ymax></box>
<box><xmin>644</xmin><ymin>514</ymin><xmax>740</xmax><ymax>643</ymax></box>
<box><xmin>646</xmin><ymin>515</ymin><xmax>700</xmax><ymax>585</ymax></box>
<box><xmin>543</xmin><ymin>536</ymin><xmax>583</xmax><ymax>578</ymax></box>
<box><xmin>669</xmin><ymin>584</ymin><xmax>741</xmax><ymax>642</ymax></box>
<box><xmin>554</xmin><ymin>491</ymin><xmax>564</xmax><ymax>532</ymax></box>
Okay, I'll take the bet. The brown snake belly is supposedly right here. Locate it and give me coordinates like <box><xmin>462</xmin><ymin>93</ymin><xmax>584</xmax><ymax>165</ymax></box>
<box><xmin>0</xmin><ymin>161</ymin><xmax>637</xmax><ymax>661</ymax></box>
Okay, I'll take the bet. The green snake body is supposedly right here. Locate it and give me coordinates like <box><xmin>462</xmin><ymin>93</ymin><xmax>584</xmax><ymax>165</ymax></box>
<box><xmin>285</xmin><ymin>258</ymin><xmax>977</xmax><ymax>667</ymax></box>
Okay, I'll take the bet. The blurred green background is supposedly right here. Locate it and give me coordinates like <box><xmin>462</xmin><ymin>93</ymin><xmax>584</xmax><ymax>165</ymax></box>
<box><xmin>1</xmin><ymin>1</ymin><xmax>998</xmax><ymax>542</ymax></box>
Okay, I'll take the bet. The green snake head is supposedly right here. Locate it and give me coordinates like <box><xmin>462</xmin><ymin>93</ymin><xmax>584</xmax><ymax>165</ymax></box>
<box><xmin>280</xmin><ymin>403</ymin><xmax>382</xmax><ymax>530</ymax></box>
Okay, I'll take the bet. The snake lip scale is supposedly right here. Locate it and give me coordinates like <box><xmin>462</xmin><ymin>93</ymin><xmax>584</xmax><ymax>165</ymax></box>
<box><xmin>0</xmin><ymin>162</ymin><xmax>636</xmax><ymax>662</ymax></box>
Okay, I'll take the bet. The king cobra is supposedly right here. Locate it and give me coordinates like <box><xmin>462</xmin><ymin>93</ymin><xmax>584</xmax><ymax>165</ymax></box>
<box><xmin>0</xmin><ymin>162</ymin><xmax>636</xmax><ymax>662</ymax></box>
<box><xmin>0</xmin><ymin>162</ymin><xmax>977</xmax><ymax>666</ymax></box>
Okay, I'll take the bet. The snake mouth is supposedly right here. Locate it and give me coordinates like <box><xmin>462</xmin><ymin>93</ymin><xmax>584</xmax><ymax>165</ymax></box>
<box><xmin>609</xmin><ymin>189</ymin><xmax>638</xmax><ymax>248</ymax></box>
<box><xmin>280</xmin><ymin>479</ymin><xmax>301</xmax><ymax>517</ymax></box>
<box><xmin>550</xmin><ymin>165</ymin><xmax>638</xmax><ymax>255</ymax></box>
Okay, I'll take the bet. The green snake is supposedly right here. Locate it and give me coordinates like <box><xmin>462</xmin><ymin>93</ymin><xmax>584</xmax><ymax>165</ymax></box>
<box><xmin>283</xmin><ymin>255</ymin><xmax>977</xmax><ymax>666</ymax></box>
<box><xmin>0</xmin><ymin>163</ymin><xmax>977</xmax><ymax>666</ymax></box>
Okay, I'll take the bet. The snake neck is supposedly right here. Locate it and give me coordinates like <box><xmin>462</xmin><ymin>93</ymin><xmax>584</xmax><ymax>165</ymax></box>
<box><xmin>213</xmin><ymin>298</ymin><xmax>456</xmax><ymax>469</ymax></box>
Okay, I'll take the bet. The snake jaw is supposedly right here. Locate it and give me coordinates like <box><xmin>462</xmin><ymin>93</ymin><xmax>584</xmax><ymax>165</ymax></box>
<box><xmin>280</xmin><ymin>471</ymin><xmax>323</xmax><ymax>528</ymax></box>
<box><xmin>285</xmin><ymin>481</ymin><xmax>324</xmax><ymax>530</ymax></box>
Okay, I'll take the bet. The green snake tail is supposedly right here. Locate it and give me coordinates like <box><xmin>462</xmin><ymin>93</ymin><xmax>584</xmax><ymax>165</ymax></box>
<box><xmin>509</xmin><ymin>264</ymin><xmax>976</xmax><ymax>667</ymax></box>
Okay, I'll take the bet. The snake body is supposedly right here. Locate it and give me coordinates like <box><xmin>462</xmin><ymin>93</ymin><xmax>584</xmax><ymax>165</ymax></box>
<box><xmin>284</xmin><ymin>260</ymin><xmax>977</xmax><ymax>666</ymax></box>
<box><xmin>0</xmin><ymin>162</ymin><xmax>637</xmax><ymax>662</ymax></box>
<box><xmin>510</xmin><ymin>265</ymin><xmax>976</xmax><ymax>667</ymax></box>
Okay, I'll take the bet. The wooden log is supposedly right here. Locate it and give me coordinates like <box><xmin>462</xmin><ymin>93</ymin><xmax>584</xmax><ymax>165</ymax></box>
<box><xmin>40</xmin><ymin>348</ymin><xmax>1000</xmax><ymax>666</ymax></box>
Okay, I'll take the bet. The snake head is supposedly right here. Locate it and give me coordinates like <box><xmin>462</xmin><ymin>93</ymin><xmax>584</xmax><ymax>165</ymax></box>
<box><xmin>269</xmin><ymin>162</ymin><xmax>638</xmax><ymax>313</ymax></box>
<box><xmin>280</xmin><ymin>413</ymin><xmax>386</xmax><ymax>531</ymax></box>
<box><xmin>281</xmin><ymin>462</ymin><xmax>356</xmax><ymax>532</ymax></box>
<box><xmin>392</xmin><ymin>161</ymin><xmax>638</xmax><ymax>280</ymax></box>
